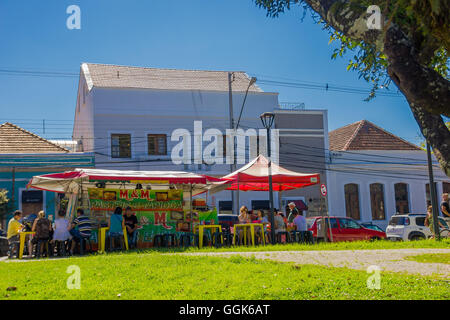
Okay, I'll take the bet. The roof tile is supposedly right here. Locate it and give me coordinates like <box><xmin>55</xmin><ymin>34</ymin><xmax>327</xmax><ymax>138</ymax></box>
<box><xmin>0</xmin><ymin>122</ymin><xmax>69</xmax><ymax>153</ymax></box>
<box><xmin>329</xmin><ymin>120</ymin><xmax>421</xmax><ymax>151</ymax></box>
<box><xmin>83</xmin><ymin>63</ymin><xmax>263</xmax><ymax>92</ymax></box>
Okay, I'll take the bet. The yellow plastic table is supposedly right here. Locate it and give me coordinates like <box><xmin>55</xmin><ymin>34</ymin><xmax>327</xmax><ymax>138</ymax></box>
<box><xmin>194</xmin><ymin>225</ymin><xmax>223</xmax><ymax>248</ymax></box>
<box><xmin>98</xmin><ymin>227</ymin><xmax>129</xmax><ymax>253</ymax></box>
<box><xmin>233</xmin><ymin>223</ymin><xmax>265</xmax><ymax>246</ymax></box>
<box><xmin>18</xmin><ymin>231</ymin><xmax>35</xmax><ymax>259</ymax></box>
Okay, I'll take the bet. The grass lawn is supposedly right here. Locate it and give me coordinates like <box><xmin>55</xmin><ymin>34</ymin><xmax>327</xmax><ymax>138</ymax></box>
<box><xmin>405</xmin><ymin>253</ymin><xmax>450</xmax><ymax>264</ymax></box>
<box><xmin>0</xmin><ymin>251</ymin><xmax>448</xmax><ymax>300</ymax></box>
<box><xmin>135</xmin><ymin>238</ymin><xmax>450</xmax><ymax>254</ymax></box>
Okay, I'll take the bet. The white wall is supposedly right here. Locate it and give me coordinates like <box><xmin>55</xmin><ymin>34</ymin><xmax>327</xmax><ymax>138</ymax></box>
<box><xmin>73</xmin><ymin>68</ymin><xmax>95</xmax><ymax>153</ymax></box>
<box><xmin>76</xmin><ymin>87</ymin><xmax>278</xmax><ymax>174</ymax></box>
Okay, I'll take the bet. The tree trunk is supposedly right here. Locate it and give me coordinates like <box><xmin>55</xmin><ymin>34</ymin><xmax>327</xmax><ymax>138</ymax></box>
<box><xmin>257</xmin><ymin>0</ymin><xmax>450</xmax><ymax>176</ymax></box>
<box><xmin>384</xmin><ymin>26</ymin><xmax>450</xmax><ymax>176</ymax></box>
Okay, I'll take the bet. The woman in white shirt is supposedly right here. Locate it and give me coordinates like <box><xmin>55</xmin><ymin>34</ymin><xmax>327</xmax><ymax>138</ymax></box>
<box><xmin>52</xmin><ymin>210</ymin><xmax>71</xmax><ymax>242</ymax></box>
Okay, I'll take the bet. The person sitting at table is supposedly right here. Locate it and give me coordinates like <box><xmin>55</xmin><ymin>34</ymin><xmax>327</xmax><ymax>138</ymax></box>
<box><xmin>52</xmin><ymin>209</ymin><xmax>71</xmax><ymax>253</ymax></box>
<box><xmin>238</xmin><ymin>206</ymin><xmax>250</xmax><ymax>223</ymax></box>
<box><xmin>274</xmin><ymin>209</ymin><xmax>287</xmax><ymax>242</ymax></box>
<box><xmin>31</xmin><ymin>210</ymin><xmax>53</xmax><ymax>257</ymax></box>
<box><xmin>68</xmin><ymin>208</ymin><xmax>92</xmax><ymax>255</ymax></box>
<box><xmin>108</xmin><ymin>207</ymin><xmax>125</xmax><ymax>250</ymax></box>
<box><xmin>123</xmin><ymin>206</ymin><xmax>138</xmax><ymax>249</ymax></box>
<box><xmin>252</xmin><ymin>210</ymin><xmax>263</xmax><ymax>243</ymax></box>
<box><xmin>249</xmin><ymin>210</ymin><xmax>258</xmax><ymax>222</ymax></box>
<box><xmin>257</xmin><ymin>210</ymin><xmax>270</xmax><ymax>243</ymax></box>
<box><xmin>293</xmin><ymin>210</ymin><xmax>308</xmax><ymax>242</ymax></box>
<box><xmin>7</xmin><ymin>210</ymin><xmax>23</xmax><ymax>258</ymax></box>
<box><xmin>237</xmin><ymin>206</ymin><xmax>251</xmax><ymax>245</ymax></box>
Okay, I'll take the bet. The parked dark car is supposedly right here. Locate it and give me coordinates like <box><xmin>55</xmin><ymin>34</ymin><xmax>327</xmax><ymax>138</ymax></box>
<box><xmin>218</xmin><ymin>214</ymin><xmax>239</xmax><ymax>230</ymax></box>
<box><xmin>361</xmin><ymin>222</ymin><xmax>385</xmax><ymax>233</ymax></box>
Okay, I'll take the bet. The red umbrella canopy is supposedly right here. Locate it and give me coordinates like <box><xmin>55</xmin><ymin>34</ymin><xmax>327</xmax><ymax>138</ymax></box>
<box><xmin>222</xmin><ymin>155</ymin><xmax>320</xmax><ymax>191</ymax></box>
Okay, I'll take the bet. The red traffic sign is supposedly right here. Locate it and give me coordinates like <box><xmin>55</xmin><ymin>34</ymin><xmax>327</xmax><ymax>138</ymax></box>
<box><xmin>320</xmin><ymin>184</ymin><xmax>327</xmax><ymax>196</ymax></box>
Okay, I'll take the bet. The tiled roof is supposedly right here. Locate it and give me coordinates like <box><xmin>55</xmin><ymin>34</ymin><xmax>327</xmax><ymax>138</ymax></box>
<box><xmin>329</xmin><ymin>120</ymin><xmax>421</xmax><ymax>151</ymax></box>
<box><xmin>0</xmin><ymin>122</ymin><xmax>69</xmax><ymax>153</ymax></box>
<box><xmin>82</xmin><ymin>63</ymin><xmax>264</xmax><ymax>92</ymax></box>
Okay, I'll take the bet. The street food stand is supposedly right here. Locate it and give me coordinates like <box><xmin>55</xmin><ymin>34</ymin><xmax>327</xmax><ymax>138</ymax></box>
<box><xmin>219</xmin><ymin>155</ymin><xmax>320</xmax><ymax>192</ymax></box>
<box><xmin>210</xmin><ymin>155</ymin><xmax>321</xmax><ymax>244</ymax></box>
<box><xmin>27</xmin><ymin>169</ymin><xmax>225</xmax><ymax>249</ymax></box>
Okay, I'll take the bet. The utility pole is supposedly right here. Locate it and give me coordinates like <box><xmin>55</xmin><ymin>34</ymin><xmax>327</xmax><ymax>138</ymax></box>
<box><xmin>234</xmin><ymin>77</ymin><xmax>256</xmax><ymax>217</ymax></box>
<box><xmin>228</xmin><ymin>72</ymin><xmax>238</xmax><ymax>215</ymax></box>
<box><xmin>426</xmin><ymin>142</ymin><xmax>440</xmax><ymax>240</ymax></box>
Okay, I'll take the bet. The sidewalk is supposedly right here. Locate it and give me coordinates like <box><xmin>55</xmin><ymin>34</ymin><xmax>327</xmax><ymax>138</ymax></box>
<box><xmin>179</xmin><ymin>248</ymin><xmax>450</xmax><ymax>278</ymax></box>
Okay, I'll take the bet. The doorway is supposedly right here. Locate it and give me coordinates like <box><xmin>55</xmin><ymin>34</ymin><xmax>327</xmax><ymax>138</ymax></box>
<box><xmin>20</xmin><ymin>189</ymin><xmax>44</xmax><ymax>216</ymax></box>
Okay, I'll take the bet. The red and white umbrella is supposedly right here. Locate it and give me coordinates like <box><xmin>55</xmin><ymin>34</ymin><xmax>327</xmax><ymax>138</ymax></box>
<box><xmin>27</xmin><ymin>168</ymin><xmax>225</xmax><ymax>195</ymax></box>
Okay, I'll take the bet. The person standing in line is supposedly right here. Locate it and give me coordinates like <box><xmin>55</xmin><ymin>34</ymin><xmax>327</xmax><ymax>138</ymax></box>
<box><xmin>287</xmin><ymin>202</ymin><xmax>300</xmax><ymax>223</ymax></box>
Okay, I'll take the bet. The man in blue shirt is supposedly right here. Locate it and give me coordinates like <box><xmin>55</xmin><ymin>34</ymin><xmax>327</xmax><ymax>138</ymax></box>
<box><xmin>293</xmin><ymin>211</ymin><xmax>307</xmax><ymax>232</ymax></box>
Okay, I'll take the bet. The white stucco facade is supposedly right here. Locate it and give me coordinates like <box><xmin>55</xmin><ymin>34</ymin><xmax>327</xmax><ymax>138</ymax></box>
<box><xmin>326</xmin><ymin>150</ymin><xmax>450</xmax><ymax>230</ymax></box>
<box><xmin>72</xmin><ymin>64</ymin><xmax>288</xmax><ymax>212</ymax></box>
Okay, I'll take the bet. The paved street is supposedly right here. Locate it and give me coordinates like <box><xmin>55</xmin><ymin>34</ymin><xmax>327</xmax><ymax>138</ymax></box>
<box><xmin>180</xmin><ymin>248</ymin><xmax>450</xmax><ymax>278</ymax></box>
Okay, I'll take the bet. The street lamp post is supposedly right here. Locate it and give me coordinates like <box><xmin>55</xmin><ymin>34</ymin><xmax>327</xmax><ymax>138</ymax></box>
<box><xmin>260</xmin><ymin>112</ymin><xmax>276</xmax><ymax>244</ymax></box>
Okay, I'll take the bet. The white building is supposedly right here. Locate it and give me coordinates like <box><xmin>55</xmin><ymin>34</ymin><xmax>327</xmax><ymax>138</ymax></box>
<box><xmin>326</xmin><ymin>120</ymin><xmax>450</xmax><ymax>230</ymax></box>
<box><xmin>72</xmin><ymin>63</ymin><xmax>329</xmax><ymax>214</ymax></box>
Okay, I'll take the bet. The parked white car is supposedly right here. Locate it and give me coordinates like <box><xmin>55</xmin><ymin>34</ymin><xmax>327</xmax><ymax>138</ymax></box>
<box><xmin>386</xmin><ymin>213</ymin><xmax>450</xmax><ymax>241</ymax></box>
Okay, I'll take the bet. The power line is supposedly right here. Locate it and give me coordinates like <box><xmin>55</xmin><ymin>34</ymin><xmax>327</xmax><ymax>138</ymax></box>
<box><xmin>0</xmin><ymin>67</ymin><xmax>404</xmax><ymax>98</ymax></box>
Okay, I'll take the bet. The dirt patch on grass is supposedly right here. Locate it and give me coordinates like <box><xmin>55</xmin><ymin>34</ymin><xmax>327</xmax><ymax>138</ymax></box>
<box><xmin>181</xmin><ymin>248</ymin><xmax>450</xmax><ymax>278</ymax></box>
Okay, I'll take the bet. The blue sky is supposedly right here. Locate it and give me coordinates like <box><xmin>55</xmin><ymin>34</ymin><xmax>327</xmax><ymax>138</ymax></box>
<box><xmin>0</xmin><ymin>0</ymin><xmax>424</xmax><ymax>143</ymax></box>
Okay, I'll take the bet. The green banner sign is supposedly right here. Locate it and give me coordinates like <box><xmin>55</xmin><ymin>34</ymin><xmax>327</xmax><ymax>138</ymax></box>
<box><xmin>87</xmin><ymin>188</ymin><xmax>217</xmax><ymax>247</ymax></box>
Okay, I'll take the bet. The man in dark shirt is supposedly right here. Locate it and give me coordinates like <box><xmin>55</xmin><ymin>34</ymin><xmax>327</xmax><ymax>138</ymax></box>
<box><xmin>441</xmin><ymin>193</ymin><xmax>450</xmax><ymax>219</ymax></box>
<box><xmin>123</xmin><ymin>206</ymin><xmax>138</xmax><ymax>248</ymax></box>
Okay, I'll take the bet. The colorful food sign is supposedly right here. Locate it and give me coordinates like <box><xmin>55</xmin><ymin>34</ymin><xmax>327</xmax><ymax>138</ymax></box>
<box><xmin>87</xmin><ymin>188</ymin><xmax>217</xmax><ymax>247</ymax></box>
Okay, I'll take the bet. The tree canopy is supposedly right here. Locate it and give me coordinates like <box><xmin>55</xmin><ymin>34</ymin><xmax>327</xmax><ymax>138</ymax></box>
<box><xmin>254</xmin><ymin>0</ymin><xmax>450</xmax><ymax>176</ymax></box>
